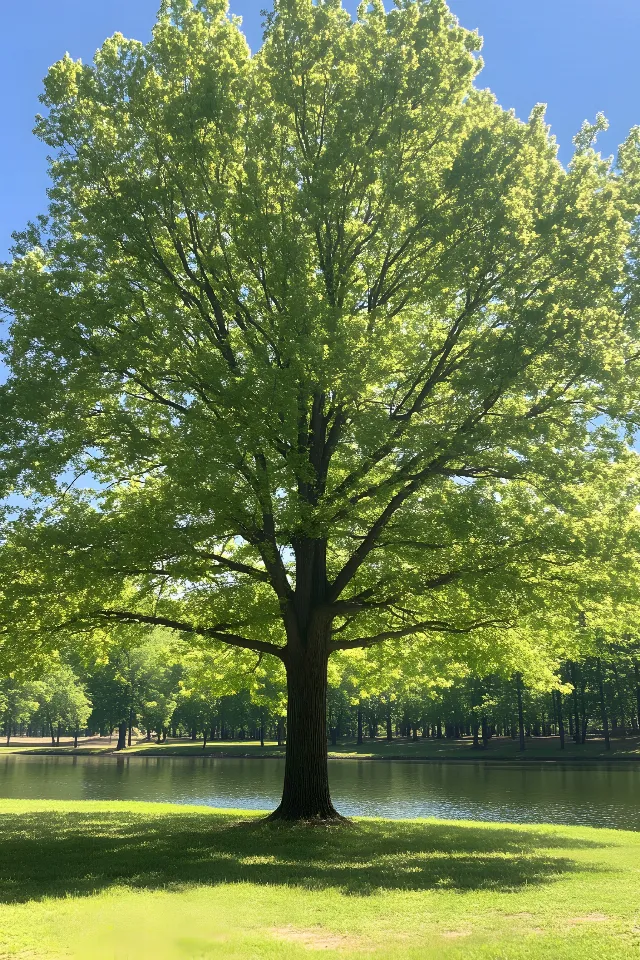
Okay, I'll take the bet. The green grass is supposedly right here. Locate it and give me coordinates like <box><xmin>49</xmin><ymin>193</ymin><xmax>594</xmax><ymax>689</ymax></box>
<box><xmin>2</xmin><ymin>733</ymin><xmax>638</xmax><ymax>761</ymax></box>
<box><xmin>0</xmin><ymin>800</ymin><xmax>638</xmax><ymax>959</ymax></box>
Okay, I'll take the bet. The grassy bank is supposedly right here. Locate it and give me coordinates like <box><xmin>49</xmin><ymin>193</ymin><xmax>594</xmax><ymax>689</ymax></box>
<box><xmin>2</xmin><ymin>733</ymin><xmax>639</xmax><ymax>761</ymax></box>
<box><xmin>0</xmin><ymin>800</ymin><xmax>638</xmax><ymax>959</ymax></box>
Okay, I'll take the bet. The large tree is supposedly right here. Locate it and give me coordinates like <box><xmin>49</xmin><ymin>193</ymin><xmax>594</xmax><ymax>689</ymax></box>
<box><xmin>1</xmin><ymin>0</ymin><xmax>640</xmax><ymax>819</ymax></box>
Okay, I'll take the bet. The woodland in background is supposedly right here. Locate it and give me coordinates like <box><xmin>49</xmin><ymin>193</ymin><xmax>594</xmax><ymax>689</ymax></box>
<box><xmin>3</xmin><ymin>631</ymin><xmax>639</xmax><ymax>752</ymax></box>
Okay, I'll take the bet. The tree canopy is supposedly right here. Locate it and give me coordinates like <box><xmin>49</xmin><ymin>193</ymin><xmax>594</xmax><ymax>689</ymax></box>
<box><xmin>1</xmin><ymin>0</ymin><xmax>640</xmax><ymax>818</ymax></box>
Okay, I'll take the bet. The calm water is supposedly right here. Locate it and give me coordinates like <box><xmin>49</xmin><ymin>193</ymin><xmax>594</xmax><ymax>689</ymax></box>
<box><xmin>0</xmin><ymin>755</ymin><xmax>638</xmax><ymax>829</ymax></box>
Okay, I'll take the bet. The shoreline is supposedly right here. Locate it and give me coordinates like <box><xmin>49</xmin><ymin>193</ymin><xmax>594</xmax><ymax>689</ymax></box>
<box><xmin>1</xmin><ymin>745</ymin><xmax>639</xmax><ymax>764</ymax></box>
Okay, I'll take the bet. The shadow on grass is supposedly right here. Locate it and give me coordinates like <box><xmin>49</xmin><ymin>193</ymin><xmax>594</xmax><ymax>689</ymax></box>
<box><xmin>0</xmin><ymin>809</ymin><xmax>607</xmax><ymax>903</ymax></box>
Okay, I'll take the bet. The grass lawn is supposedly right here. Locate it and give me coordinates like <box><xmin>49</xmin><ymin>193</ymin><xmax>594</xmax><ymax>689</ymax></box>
<box><xmin>2</xmin><ymin>733</ymin><xmax>638</xmax><ymax>761</ymax></box>
<box><xmin>0</xmin><ymin>800</ymin><xmax>638</xmax><ymax>959</ymax></box>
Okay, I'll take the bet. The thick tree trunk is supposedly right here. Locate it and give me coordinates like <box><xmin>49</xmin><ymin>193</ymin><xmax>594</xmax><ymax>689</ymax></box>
<box><xmin>268</xmin><ymin>629</ymin><xmax>340</xmax><ymax>822</ymax></box>
<box><xmin>116</xmin><ymin>721</ymin><xmax>127</xmax><ymax>751</ymax></box>
<box><xmin>481</xmin><ymin>715</ymin><xmax>490</xmax><ymax>746</ymax></box>
<box><xmin>472</xmin><ymin>719</ymin><xmax>480</xmax><ymax>748</ymax></box>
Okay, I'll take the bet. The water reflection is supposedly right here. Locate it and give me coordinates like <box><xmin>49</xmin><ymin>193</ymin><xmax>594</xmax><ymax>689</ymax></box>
<box><xmin>0</xmin><ymin>755</ymin><xmax>638</xmax><ymax>829</ymax></box>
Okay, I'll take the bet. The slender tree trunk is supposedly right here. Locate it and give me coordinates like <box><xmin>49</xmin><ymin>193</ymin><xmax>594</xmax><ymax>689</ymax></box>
<box><xmin>597</xmin><ymin>658</ymin><xmax>611</xmax><ymax>750</ymax></box>
<box><xmin>580</xmin><ymin>674</ymin><xmax>588</xmax><ymax>743</ymax></box>
<box><xmin>128</xmin><ymin>707</ymin><xmax>133</xmax><ymax>747</ymax></box>
<box><xmin>277</xmin><ymin>716</ymin><xmax>285</xmax><ymax>746</ymax></box>
<box><xmin>260</xmin><ymin>714</ymin><xmax>265</xmax><ymax>748</ymax></box>
<box><xmin>116</xmin><ymin>721</ymin><xmax>127</xmax><ymax>751</ymax></box>
<box><xmin>555</xmin><ymin>690</ymin><xmax>565</xmax><ymax>749</ymax></box>
<box><xmin>386</xmin><ymin>701</ymin><xmax>393</xmax><ymax>741</ymax></box>
<box><xmin>357</xmin><ymin>703</ymin><xmax>363</xmax><ymax>745</ymax></box>
<box><xmin>74</xmin><ymin>727</ymin><xmax>78</xmax><ymax>749</ymax></box>
<box><xmin>635</xmin><ymin>660</ymin><xmax>640</xmax><ymax>731</ymax></box>
<box><xmin>516</xmin><ymin>673</ymin><xmax>525</xmax><ymax>751</ymax></box>
<box><xmin>570</xmin><ymin>662</ymin><xmax>581</xmax><ymax>743</ymax></box>
<box><xmin>612</xmin><ymin>663</ymin><xmax>626</xmax><ymax>737</ymax></box>
<box><xmin>269</xmin><ymin>622</ymin><xmax>339</xmax><ymax>822</ymax></box>
<box><xmin>50</xmin><ymin>721</ymin><xmax>56</xmax><ymax>746</ymax></box>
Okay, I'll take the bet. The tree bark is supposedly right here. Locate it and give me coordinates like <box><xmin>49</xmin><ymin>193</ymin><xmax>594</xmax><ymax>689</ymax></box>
<box><xmin>481</xmin><ymin>715</ymin><xmax>490</xmax><ymax>746</ymax></box>
<box><xmin>128</xmin><ymin>707</ymin><xmax>133</xmax><ymax>747</ymax></box>
<box><xmin>635</xmin><ymin>660</ymin><xmax>640</xmax><ymax>732</ymax></box>
<box><xmin>116</xmin><ymin>721</ymin><xmax>127</xmax><ymax>751</ymax></box>
<box><xmin>268</xmin><ymin>623</ymin><xmax>340</xmax><ymax>822</ymax></box>
<box><xmin>357</xmin><ymin>703</ymin><xmax>363</xmax><ymax>745</ymax></box>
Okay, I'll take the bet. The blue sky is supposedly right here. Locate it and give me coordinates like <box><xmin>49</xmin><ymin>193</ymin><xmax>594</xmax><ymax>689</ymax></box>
<box><xmin>1</xmin><ymin>0</ymin><xmax>639</xmax><ymax>260</ymax></box>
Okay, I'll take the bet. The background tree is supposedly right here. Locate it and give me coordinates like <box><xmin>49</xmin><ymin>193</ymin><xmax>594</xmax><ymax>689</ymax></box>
<box><xmin>0</xmin><ymin>676</ymin><xmax>42</xmax><ymax>745</ymax></box>
<box><xmin>1</xmin><ymin>0</ymin><xmax>640</xmax><ymax>819</ymax></box>
<box><xmin>36</xmin><ymin>664</ymin><xmax>91</xmax><ymax>746</ymax></box>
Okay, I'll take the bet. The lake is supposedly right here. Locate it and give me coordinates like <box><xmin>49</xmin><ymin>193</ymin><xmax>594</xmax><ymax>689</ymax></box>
<box><xmin>1</xmin><ymin>755</ymin><xmax>638</xmax><ymax>829</ymax></box>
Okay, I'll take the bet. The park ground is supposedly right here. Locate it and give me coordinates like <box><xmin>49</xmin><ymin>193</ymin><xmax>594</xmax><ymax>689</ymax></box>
<box><xmin>0</xmin><ymin>799</ymin><xmax>638</xmax><ymax>959</ymax></box>
<box><xmin>1</xmin><ymin>733</ymin><xmax>639</xmax><ymax>761</ymax></box>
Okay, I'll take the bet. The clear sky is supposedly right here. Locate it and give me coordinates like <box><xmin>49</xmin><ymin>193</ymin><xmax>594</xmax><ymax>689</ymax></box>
<box><xmin>1</xmin><ymin>0</ymin><xmax>639</xmax><ymax>260</ymax></box>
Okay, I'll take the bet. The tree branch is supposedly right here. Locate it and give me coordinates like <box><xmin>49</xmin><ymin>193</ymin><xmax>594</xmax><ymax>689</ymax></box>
<box><xmin>192</xmin><ymin>551</ymin><xmax>270</xmax><ymax>582</ymax></box>
<box><xmin>94</xmin><ymin>610</ymin><xmax>285</xmax><ymax>659</ymax></box>
<box><xmin>330</xmin><ymin>618</ymin><xmax>510</xmax><ymax>651</ymax></box>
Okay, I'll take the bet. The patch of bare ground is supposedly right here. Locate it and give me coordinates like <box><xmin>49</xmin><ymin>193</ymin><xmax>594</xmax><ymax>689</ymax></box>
<box><xmin>270</xmin><ymin>927</ymin><xmax>370</xmax><ymax>951</ymax></box>
<box><xmin>566</xmin><ymin>913</ymin><xmax>609</xmax><ymax>927</ymax></box>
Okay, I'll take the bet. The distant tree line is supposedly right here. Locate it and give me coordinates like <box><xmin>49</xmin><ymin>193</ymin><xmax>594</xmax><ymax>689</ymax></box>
<box><xmin>2</xmin><ymin>633</ymin><xmax>638</xmax><ymax>752</ymax></box>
